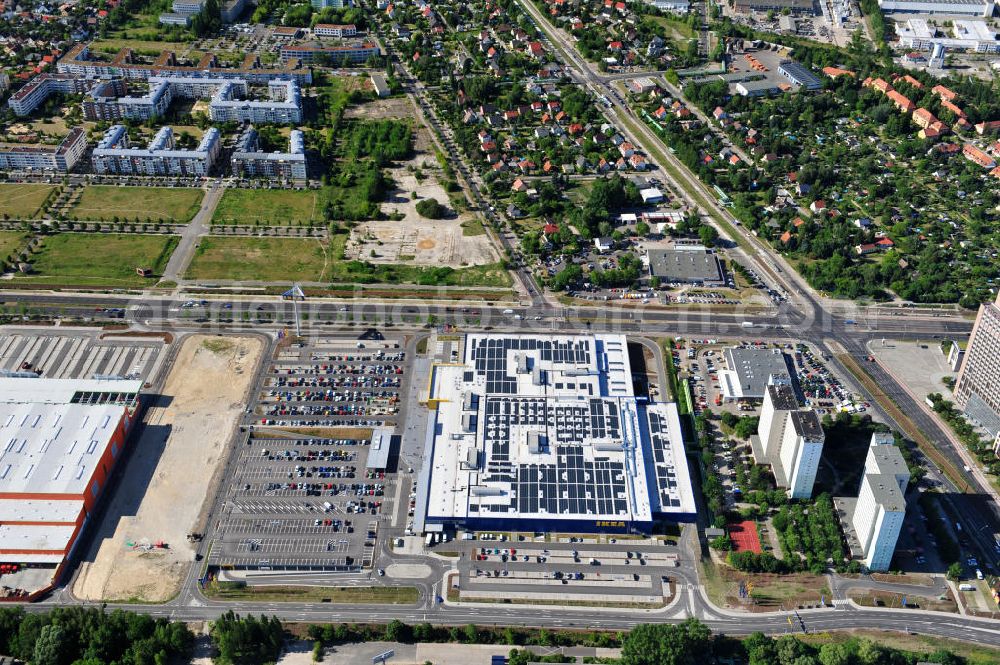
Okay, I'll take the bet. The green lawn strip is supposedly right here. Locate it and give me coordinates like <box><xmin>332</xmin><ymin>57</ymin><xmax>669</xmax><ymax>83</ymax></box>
<box><xmin>11</xmin><ymin>233</ymin><xmax>178</xmax><ymax>286</ymax></box>
<box><xmin>186</xmin><ymin>236</ymin><xmax>512</xmax><ymax>287</ymax></box>
<box><xmin>0</xmin><ymin>183</ymin><xmax>56</xmax><ymax>219</ymax></box>
<box><xmin>68</xmin><ymin>186</ymin><xmax>203</xmax><ymax>223</ymax></box>
<box><xmin>795</xmin><ymin>630</ymin><xmax>1000</xmax><ymax>665</ymax></box>
<box><xmin>213</xmin><ymin>188</ymin><xmax>323</xmax><ymax>226</ymax></box>
<box><xmin>203</xmin><ymin>582</ymin><xmax>419</xmax><ymax>604</ymax></box>
<box><xmin>0</xmin><ymin>231</ymin><xmax>29</xmax><ymax>261</ymax></box>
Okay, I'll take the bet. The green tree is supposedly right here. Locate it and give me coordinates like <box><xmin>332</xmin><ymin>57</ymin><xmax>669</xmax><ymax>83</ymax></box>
<box><xmin>33</xmin><ymin>624</ymin><xmax>69</xmax><ymax>665</ymax></box>
<box><xmin>384</xmin><ymin>620</ymin><xmax>412</xmax><ymax>643</ymax></box>
<box><xmin>698</xmin><ymin>224</ymin><xmax>719</xmax><ymax>247</ymax></box>
<box><xmin>620</xmin><ymin>620</ymin><xmax>711</xmax><ymax>665</ymax></box>
<box><xmin>551</xmin><ymin>264</ymin><xmax>582</xmax><ymax>291</ymax></box>
<box><xmin>818</xmin><ymin>642</ymin><xmax>851</xmax><ymax>665</ymax></box>
<box><xmin>946</xmin><ymin>562</ymin><xmax>963</xmax><ymax>581</ymax></box>
<box><xmin>415</xmin><ymin>198</ymin><xmax>446</xmax><ymax>219</ymax></box>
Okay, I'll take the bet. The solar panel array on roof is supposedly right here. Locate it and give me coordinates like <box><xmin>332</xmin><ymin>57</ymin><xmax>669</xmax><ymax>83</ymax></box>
<box><xmin>470</xmin><ymin>337</ymin><xmax>591</xmax><ymax>394</ymax></box>
<box><xmin>648</xmin><ymin>410</ymin><xmax>683</xmax><ymax>508</ymax></box>
<box><xmin>422</xmin><ymin>334</ymin><xmax>697</xmax><ymax>531</ymax></box>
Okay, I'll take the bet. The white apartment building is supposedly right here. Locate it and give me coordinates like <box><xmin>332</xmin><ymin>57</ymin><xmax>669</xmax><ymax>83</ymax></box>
<box><xmin>8</xmin><ymin>74</ymin><xmax>94</xmax><ymax>116</ymax></box>
<box><xmin>780</xmin><ymin>411</ymin><xmax>825</xmax><ymax>499</ymax></box>
<box><xmin>209</xmin><ymin>79</ymin><xmax>302</xmax><ymax>123</ymax></box>
<box><xmin>314</xmin><ymin>23</ymin><xmax>358</xmax><ymax>37</ymax></box>
<box><xmin>92</xmin><ymin>125</ymin><xmax>221</xmax><ymax>176</ymax></box>
<box><xmin>83</xmin><ymin>76</ymin><xmax>302</xmax><ymax>123</ymax></box>
<box><xmin>852</xmin><ymin>473</ymin><xmax>905</xmax><ymax>572</ymax></box>
<box><xmin>758</xmin><ymin>383</ymin><xmax>798</xmax><ymax>459</ymax></box>
<box><xmin>836</xmin><ymin>440</ymin><xmax>909</xmax><ymax>572</ymax></box>
<box><xmin>0</xmin><ymin>128</ymin><xmax>88</xmax><ymax>173</ymax></box>
<box><xmin>865</xmin><ymin>438</ymin><xmax>911</xmax><ymax>494</ymax></box>
<box><xmin>955</xmin><ymin>292</ymin><xmax>1000</xmax><ymax>437</ymax></box>
<box><xmin>231</xmin><ymin>127</ymin><xmax>307</xmax><ymax>181</ymax></box>
<box><xmin>754</xmin><ymin>384</ymin><xmax>825</xmax><ymax>499</ymax></box>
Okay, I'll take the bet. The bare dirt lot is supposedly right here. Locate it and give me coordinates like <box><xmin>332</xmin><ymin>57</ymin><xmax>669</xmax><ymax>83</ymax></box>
<box><xmin>72</xmin><ymin>334</ymin><xmax>263</xmax><ymax>602</ymax></box>
<box><xmin>344</xmin><ymin>94</ymin><xmax>412</xmax><ymax>120</ymax></box>
<box><xmin>346</xmin><ymin>123</ymin><xmax>496</xmax><ymax>268</ymax></box>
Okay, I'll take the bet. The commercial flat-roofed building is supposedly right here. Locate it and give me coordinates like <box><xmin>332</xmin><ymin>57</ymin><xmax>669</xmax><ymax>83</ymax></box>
<box><xmin>877</xmin><ymin>0</ymin><xmax>994</xmax><ymax>15</ymax></box>
<box><xmin>897</xmin><ymin>18</ymin><xmax>936</xmax><ymax>49</ymax></box>
<box><xmin>419</xmin><ymin>333</ymin><xmax>696</xmax><ymax>533</ymax></box>
<box><xmin>647</xmin><ymin>247</ymin><xmax>724</xmax><ymax>285</ymax></box>
<box><xmin>735</xmin><ymin>80</ymin><xmax>782</xmax><ymax>97</ymax></box>
<box><xmin>719</xmin><ymin>347</ymin><xmax>793</xmax><ymax>401</ymax></box>
<box><xmin>0</xmin><ymin>377</ymin><xmax>142</xmax><ymax>597</ymax></box>
<box><xmin>734</xmin><ymin>0</ymin><xmax>815</xmax><ymax>13</ymax></box>
<box><xmin>0</xmin><ymin>128</ymin><xmax>87</xmax><ymax>173</ymax></box>
<box><xmin>231</xmin><ymin>127</ymin><xmax>307</xmax><ymax>182</ymax></box>
<box><xmin>954</xmin><ymin>292</ymin><xmax>1000</xmax><ymax>437</ymax></box>
<box><xmin>92</xmin><ymin>125</ymin><xmax>221</xmax><ymax>176</ymax></box>
<box><xmin>753</xmin><ymin>385</ymin><xmax>824</xmax><ymax>499</ymax></box>
<box><xmin>370</xmin><ymin>73</ymin><xmax>391</xmax><ymax>97</ymax></box>
<box><xmin>777</xmin><ymin>60</ymin><xmax>822</xmax><ymax>90</ymax></box>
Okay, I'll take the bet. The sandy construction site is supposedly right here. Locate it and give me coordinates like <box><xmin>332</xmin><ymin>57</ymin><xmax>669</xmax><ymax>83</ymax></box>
<box><xmin>72</xmin><ymin>334</ymin><xmax>263</xmax><ymax>602</ymax></box>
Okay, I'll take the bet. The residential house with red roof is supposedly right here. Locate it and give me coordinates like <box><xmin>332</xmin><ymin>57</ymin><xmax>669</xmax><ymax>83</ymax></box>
<box><xmin>963</xmin><ymin>144</ymin><xmax>997</xmax><ymax>169</ymax></box>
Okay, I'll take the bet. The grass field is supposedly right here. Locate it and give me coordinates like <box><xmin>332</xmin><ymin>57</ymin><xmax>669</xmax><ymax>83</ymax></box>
<box><xmin>0</xmin><ymin>231</ymin><xmax>27</xmax><ymax>261</ymax></box>
<box><xmin>11</xmin><ymin>234</ymin><xmax>178</xmax><ymax>286</ymax></box>
<box><xmin>797</xmin><ymin>630</ymin><xmax>1000</xmax><ymax>665</ymax></box>
<box><xmin>186</xmin><ymin>236</ymin><xmax>512</xmax><ymax>287</ymax></box>
<box><xmin>204</xmin><ymin>583</ymin><xmax>418</xmax><ymax>604</ymax></box>
<box><xmin>68</xmin><ymin>186</ymin><xmax>203</xmax><ymax>223</ymax></box>
<box><xmin>213</xmin><ymin>189</ymin><xmax>323</xmax><ymax>226</ymax></box>
<box><xmin>0</xmin><ymin>183</ymin><xmax>56</xmax><ymax>219</ymax></box>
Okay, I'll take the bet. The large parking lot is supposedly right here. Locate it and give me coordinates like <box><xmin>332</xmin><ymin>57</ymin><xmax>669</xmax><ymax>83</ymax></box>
<box><xmin>448</xmin><ymin>536</ymin><xmax>680</xmax><ymax>605</ymax></box>
<box><xmin>209</xmin><ymin>433</ymin><xmax>391</xmax><ymax>571</ymax></box>
<box><xmin>256</xmin><ymin>336</ymin><xmax>408</xmax><ymax>429</ymax></box>
<box><xmin>208</xmin><ymin>333</ymin><xmax>415</xmax><ymax>572</ymax></box>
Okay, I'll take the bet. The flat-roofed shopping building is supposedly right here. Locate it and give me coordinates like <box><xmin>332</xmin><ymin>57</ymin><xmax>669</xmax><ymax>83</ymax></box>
<box><xmin>0</xmin><ymin>377</ymin><xmax>142</xmax><ymax>598</ymax></box>
<box><xmin>418</xmin><ymin>334</ymin><xmax>696</xmax><ymax>534</ymax></box>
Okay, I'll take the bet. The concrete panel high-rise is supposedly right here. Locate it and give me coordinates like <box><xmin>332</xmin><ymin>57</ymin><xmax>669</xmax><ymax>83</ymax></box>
<box><xmin>954</xmin><ymin>292</ymin><xmax>1000</xmax><ymax>437</ymax></box>
<box><xmin>753</xmin><ymin>384</ymin><xmax>825</xmax><ymax>499</ymax></box>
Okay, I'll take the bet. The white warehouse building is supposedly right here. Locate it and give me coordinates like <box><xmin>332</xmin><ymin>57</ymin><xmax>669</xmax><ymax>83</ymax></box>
<box><xmin>878</xmin><ymin>0</ymin><xmax>995</xmax><ymax>16</ymax></box>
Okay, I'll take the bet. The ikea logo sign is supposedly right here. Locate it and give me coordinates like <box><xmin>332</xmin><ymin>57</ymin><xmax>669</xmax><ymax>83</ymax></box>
<box><xmin>596</xmin><ymin>520</ymin><xmax>626</xmax><ymax>528</ymax></box>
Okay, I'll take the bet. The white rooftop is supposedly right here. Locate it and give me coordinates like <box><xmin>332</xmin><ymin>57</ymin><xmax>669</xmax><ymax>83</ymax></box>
<box><xmin>0</xmin><ymin>498</ymin><xmax>84</xmax><ymax>523</ymax></box>
<box><xmin>422</xmin><ymin>334</ymin><xmax>695</xmax><ymax>528</ymax></box>
<box><xmin>0</xmin><ymin>524</ymin><xmax>76</xmax><ymax>553</ymax></box>
<box><xmin>0</xmin><ymin>377</ymin><xmax>141</xmax><ymax>496</ymax></box>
